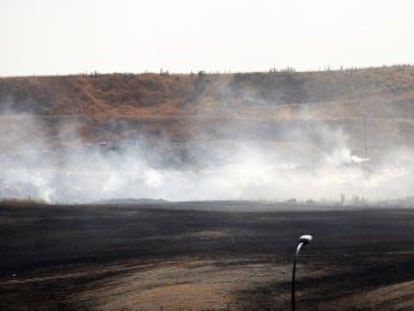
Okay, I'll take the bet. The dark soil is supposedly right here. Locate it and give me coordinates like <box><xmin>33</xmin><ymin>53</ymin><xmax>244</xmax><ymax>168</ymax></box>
<box><xmin>1</xmin><ymin>202</ymin><xmax>414</xmax><ymax>310</ymax></box>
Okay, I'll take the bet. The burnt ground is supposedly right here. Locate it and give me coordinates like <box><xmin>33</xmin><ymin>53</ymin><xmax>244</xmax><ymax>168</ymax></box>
<box><xmin>1</xmin><ymin>202</ymin><xmax>414</xmax><ymax>310</ymax></box>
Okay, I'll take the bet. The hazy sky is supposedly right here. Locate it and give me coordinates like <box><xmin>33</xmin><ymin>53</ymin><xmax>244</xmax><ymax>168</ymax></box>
<box><xmin>1</xmin><ymin>0</ymin><xmax>413</xmax><ymax>76</ymax></box>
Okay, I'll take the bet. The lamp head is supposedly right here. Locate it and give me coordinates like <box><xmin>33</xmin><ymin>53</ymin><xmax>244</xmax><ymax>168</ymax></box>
<box><xmin>299</xmin><ymin>234</ymin><xmax>313</xmax><ymax>245</ymax></box>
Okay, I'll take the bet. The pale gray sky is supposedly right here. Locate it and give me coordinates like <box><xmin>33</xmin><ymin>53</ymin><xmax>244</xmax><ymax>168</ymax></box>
<box><xmin>1</xmin><ymin>0</ymin><xmax>413</xmax><ymax>76</ymax></box>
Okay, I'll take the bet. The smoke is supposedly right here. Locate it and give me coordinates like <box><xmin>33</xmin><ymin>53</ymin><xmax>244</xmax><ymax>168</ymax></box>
<box><xmin>0</xmin><ymin>111</ymin><xmax>414</xmax><ymax>205</ymax></box>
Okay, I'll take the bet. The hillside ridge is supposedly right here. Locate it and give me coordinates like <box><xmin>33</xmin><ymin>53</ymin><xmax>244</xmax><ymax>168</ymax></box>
<box><xmin>1</xmin><ymin>66</ymin><xmax>414</xmax><ymax>149</ymax></box>
<box><xmin>1</xmin><ymin>66</ymin><xmax>414</xmax><ymax>119</ymax></box>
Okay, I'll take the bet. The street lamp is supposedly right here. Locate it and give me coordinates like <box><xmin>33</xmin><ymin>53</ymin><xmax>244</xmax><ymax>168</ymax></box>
<box><xmin>291</xmin><ymin>234</ymin><xmax>313</xmax><ymax>311</ymax></box>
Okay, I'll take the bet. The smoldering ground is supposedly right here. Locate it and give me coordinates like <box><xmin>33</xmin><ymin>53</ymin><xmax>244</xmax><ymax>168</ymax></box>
<box><xmin>1</xmin><ymin>112</ymin><xmax>414</xmax><ymax>204</ymax></box>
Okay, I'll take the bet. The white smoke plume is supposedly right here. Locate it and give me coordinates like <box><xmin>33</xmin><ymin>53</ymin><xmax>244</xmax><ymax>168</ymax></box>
<box><xmin>0</xmin><ymin>112</ymin><xmax>413</xmax><ymax>204</ymax></box>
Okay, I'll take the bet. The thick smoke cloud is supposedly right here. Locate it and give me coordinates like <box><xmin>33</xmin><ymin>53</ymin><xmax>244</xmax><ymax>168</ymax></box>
<box><xmin>0</xmin><ymin>112</ymin><xmax>413</xmax><ymax>204</ymax></box>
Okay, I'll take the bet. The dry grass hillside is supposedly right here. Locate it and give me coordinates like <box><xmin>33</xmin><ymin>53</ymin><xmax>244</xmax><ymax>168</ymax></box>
<box><xmin>1</xmin><ymin>65</ymin><xmax>414</xmax><ymax>147</ymax></box>
<box><xmin>1</xmin><ymin>66</ymin><xmax>414</xmax><ymax>117</ymax></box>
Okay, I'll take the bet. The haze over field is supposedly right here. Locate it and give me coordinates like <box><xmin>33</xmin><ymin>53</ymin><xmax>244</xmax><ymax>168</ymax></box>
<box><xmin>1</xmin><ymin>67</ymin><xmax>414</xmax><ymax>203</ymax></box>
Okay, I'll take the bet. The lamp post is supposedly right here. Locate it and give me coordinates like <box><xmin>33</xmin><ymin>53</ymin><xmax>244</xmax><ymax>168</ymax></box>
<box><xmin>291</xmin><ymin>234</ymin><xmax>313</xmax><ymax>311</ymax></box>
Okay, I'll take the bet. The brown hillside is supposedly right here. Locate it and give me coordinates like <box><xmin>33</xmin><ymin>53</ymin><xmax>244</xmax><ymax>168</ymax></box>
<box><xmin>1</xmin><ymin>66</ymin><xmax>414</xmax><ymax>118</ymax></box>
<box><xmin>1</xmin><ymin>66</ymin><xmax>414</xmax><ymax>148</ymax></box>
